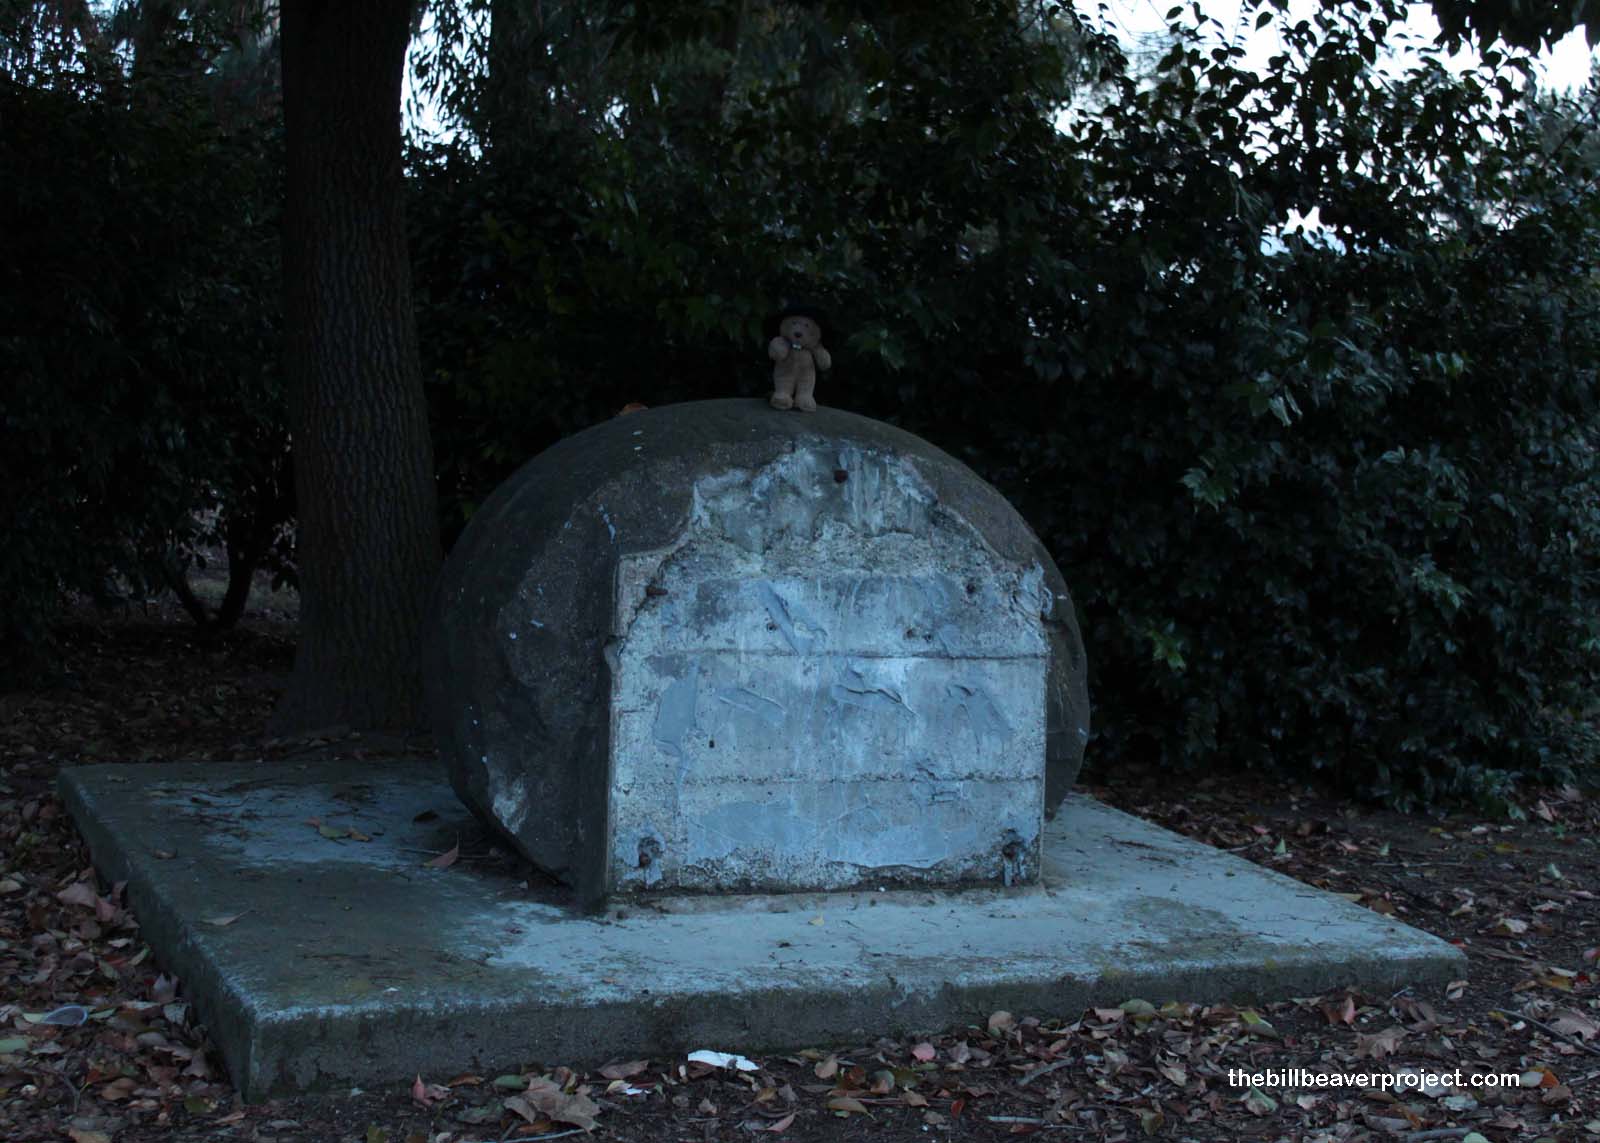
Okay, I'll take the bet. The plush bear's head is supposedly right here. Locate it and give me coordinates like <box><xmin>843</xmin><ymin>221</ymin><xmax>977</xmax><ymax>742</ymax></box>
<box><xmin>779</xmin><ymin>314</ymin><xmax>823</xmax><ymax>349</ymax></box>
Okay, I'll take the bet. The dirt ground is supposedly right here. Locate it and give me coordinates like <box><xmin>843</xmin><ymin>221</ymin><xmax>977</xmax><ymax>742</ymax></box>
<box><xmin>1</xmin><ymin>597</ymin><xmax>1597</xmax><ymax>1143</ymax></box>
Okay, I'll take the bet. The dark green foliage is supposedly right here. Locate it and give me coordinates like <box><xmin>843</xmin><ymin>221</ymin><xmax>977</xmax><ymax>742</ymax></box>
<box><xmin>5</xmin><ymin>0</ymin><xmax>1593</xmax><ymax>803</ymax></box>
<box><xmin>1035</xmin><ymin>7</ymin><xmax>1600</xmax><ymax>808</ymax></box>
<box><xmin>411</xmin><ymin>0</ymin><xmax>1598</xmax><ymax>806</ymax></box>
<box><xmin>0</xmin><ymin>22</ymin><xmax>287</xmax><ymax>668</ymax></box>
<box><xmin>1429</xmin><ymin>0</ymin><xmax>1596</xmax><ymax>53</ymax></box>
<box><xmin>409</xmin><ymin>2</ymin><xmax>1105</xmax><ymax>532</ymax></box>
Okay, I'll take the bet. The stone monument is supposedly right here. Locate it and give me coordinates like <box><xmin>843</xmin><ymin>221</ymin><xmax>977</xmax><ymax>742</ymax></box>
<box><xmin>58</xmin><ymin>405</ymin><xmax>1467</xmax><ymax>1095</ymax></box>
<box><xmin>425</xmin><ymin>399</ymin><xmax>1089</xmax><ymax>904</ymax></box>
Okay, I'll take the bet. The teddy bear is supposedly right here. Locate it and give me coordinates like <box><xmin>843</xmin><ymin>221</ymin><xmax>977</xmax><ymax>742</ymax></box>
<box><xmin>768</xmin><ymin>305</ymin><xmax>831</xmax><ymax>412</ymax></box>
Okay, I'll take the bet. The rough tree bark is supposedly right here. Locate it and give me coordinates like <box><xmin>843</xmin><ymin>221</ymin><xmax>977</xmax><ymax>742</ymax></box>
<box><xmin>275</xmin><ymin>0</ymin><xmax>440</xmax><ymax>733</ymax></box>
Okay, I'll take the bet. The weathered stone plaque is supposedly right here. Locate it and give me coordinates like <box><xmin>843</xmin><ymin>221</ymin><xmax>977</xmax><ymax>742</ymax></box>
<box><xmin>425</xmin><ymin>400</ymin><xmax>1088</xmax><ymax>903</ymax></box>
<box><xmin>608</xmin><ymin>447</ymin><xmax>1049</xmax><ymax>892</ymax></box>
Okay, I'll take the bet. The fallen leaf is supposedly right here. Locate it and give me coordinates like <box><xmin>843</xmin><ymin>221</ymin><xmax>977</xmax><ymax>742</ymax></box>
<box><xmin>425</xmin><ymin>842</ymin><xmax>459</xmax><ymax>869</ymax></box>
<box><xmin>814</xmin><ymin>1055</ymin><xmax>839</xmax><ymax>1080</ymax></box>
<box><xmin>521</xmin><ymin>1075</ymin><xmax>601</xmax><ymax>1130</ymax></box>
<box><xmin>911</xmin><ymin>1042</ymin><xmax>936</xmax><ymax>1062</ymax></box>
<box><xmin>504</xmin><ymin>1096</ymin><xmax>552</xmax><ymax>1127</ymax></box>
<box><xmin>411</xmin><ymin>1073</ymin><xmax>449</xmax><ymax>1105</ymax></box>
<box><xmin>56</xmin><ymin>881</ymin><xmax>99</xmax><ymax>909</ymax></box>
<box><xmin>1355</xmin><ymin>1026</ymin><xmax>1405</xmax><ymax>1060</ymax></box>
<box><xmin>1322</xmin><ymin>994</ymin><xmax>1358</xmax><ymax>1025</ymax></box>
<box><xmin>1239</xmin><ymin>1009</ymin><xmax>1280</xmax><ymax>1039</ymax></box>
<box><xmin>761</xmin><ymin>1111</ymin><xmax>796</xmax><ymax>1132</ymax></box>
<box><xmin>987</xmin><ymin>1010</ymin><xmax>1016</xmax><ymax>1036</ymax></box>
<box><xmin>827</xmin><ymin>1095</ymin><xmax>870</xmax><ymax>1115</ymax></box>
<box><xmin>599</xmin><ymin>1059</ymin><xmax>649</xmax><ymax>1080</ymax></box>
<box><xmin>1551</xmin><ymin>1009</ymin><xmax>1599</xmax><ymax>1041</ymax></box>
<box><xmin>1242</xmin><ymin>1086</ymin><xmax>1277</xmax><ymax>1115</ymax></box>
<box><xmin>67</xmin><ymin>1130</ymin><xmax>112</xmax><ymax>1143</ymax></box>
<box><xmin>100</xmin><ymin>1075</ymin><xmax>138</xmax><ymax>1101</ymax></box>
<box><xmin>201</xmin><ymin>911</ymin><xmax>246</xmax><ymax>927</ymax></box>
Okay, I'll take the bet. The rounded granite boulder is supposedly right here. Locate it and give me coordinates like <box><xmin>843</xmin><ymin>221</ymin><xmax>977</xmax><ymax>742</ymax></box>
<box><xmin>424</xmin><ymin>399</ymin><xmax>1089</xmax><ymax>903</ymax></box>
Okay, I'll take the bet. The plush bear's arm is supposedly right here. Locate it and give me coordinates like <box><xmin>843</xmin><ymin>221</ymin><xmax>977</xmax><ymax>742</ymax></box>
<box><xmin>813</xmin><ymin>346</ymin><xmax>832</xmax><ymax>371</ymax></box>
<box><xmin>768</xmin><ymin>336</ymin><xmax>791</xmax><ymax>362</ymax></box>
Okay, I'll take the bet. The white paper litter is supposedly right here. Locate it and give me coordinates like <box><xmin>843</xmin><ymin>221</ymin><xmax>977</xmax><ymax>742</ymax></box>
<box><xmin>687</xmin><ymin>1049</ymin><xmax>759</xmax><ymax>1072</ymax></box>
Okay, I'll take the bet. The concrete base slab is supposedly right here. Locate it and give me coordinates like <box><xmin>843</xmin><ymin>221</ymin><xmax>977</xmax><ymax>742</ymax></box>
<box><xmin>59</xmin><ymin>761</ymin><xmax>1465</xmax><ymax>1100</ymax></box>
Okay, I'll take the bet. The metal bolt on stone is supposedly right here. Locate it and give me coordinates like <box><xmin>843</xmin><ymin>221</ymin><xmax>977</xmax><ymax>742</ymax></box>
<box><xmin>1000</xmin><ymin>833</ymin><xmax>1026</xmax><ymax>888</ymax></box>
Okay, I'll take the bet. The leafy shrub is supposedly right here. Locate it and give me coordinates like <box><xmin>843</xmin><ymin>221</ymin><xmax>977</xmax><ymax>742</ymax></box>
<box><xmin>1029</xmin><ymin>12</ymin><xmax>1600</xmax><ymax>808</ymax></box>
<box><xmin>411</xmin><ymin>0</ymin><xmax>1598</xmax><ymax>807</ymax></box>
<box><xmin>0</xmin><ymin>36</ymin><xmax>287</xmax><ymax>669</ymax></box>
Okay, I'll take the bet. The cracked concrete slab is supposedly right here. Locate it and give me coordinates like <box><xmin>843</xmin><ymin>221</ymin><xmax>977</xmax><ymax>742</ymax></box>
<box><xmin>59</xmin><ymin>759</ymin><xmax>1464</xmax><ymax>1101</ymax></box>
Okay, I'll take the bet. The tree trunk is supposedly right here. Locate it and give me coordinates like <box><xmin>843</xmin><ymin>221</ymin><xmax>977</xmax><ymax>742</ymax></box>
<box><xmin>275</xmin><ymin>0</ymin><xmax>440</xmax><ymax>733</ymax></box>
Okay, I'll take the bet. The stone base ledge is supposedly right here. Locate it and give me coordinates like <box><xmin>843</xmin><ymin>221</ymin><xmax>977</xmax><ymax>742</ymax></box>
<box><xmin>59</xmin><ymin>759</ymin><xmax>1465</xmax><ymax>1100</ymax></box>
